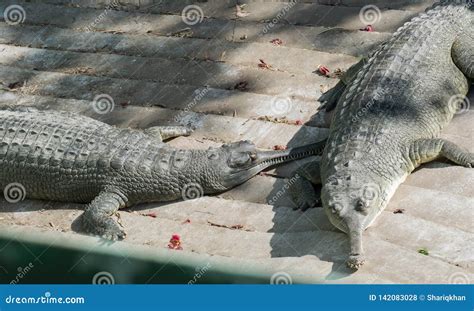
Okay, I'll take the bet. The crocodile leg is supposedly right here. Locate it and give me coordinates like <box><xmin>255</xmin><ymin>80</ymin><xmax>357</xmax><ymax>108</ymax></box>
<box><xmin>288</xmin><ymin>161</ymin><xmax>322</xmax><ymax>211</ymax></box>
<box><xmin>308</xmin><ymin>57</ymin><xmax>368</xmax><ymax>128</ymax></box>
<box><xmin>144</xmin><ymin>126</ymin><xmax>192</xmax><ymax>141</ymax></box>
<box><xmin>410</xmin><ymin>138</ymin><xmax>474</xmax><ymax>168</ymax></box>
<box><xmin>80</xmin><ymin>191</ymin><xmax>128</xmax><ymax>240</ymax></box>
<box><xmin>452</xmin><ymin>33</ymin><xmax>474</xmax><ymax>79</ymax></box>
<box><xmin>318</xmin><ymin>57</ymin><xmax>368</xmax><ymax>112</ymax></box>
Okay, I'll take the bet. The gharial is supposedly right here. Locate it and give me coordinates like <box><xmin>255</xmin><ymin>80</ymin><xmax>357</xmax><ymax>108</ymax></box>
<box><xmin>0</xmin><ymin>109</ymin><xmax>325</xmax><ymax>240</ymax></box>
<box><xmin>288</xmin><ymin>0</ymin><xmax>473</xmax><ymax>269</ymax></box>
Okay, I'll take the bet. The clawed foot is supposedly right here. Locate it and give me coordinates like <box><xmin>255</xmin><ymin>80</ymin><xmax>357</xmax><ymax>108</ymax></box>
<box><xmin>346</xmin><ymin>254</ymin><xmax>366</xmax><ymax>270</ymax></box>
<box><xmin>288</xmin><ymin>177</ymin><xmax>321</xmax><ymax>211</ymax></box>
<box><xmin>80</xmin><ymin>213</ymin><xmax>126</xmax><ymax>241</ymax></box>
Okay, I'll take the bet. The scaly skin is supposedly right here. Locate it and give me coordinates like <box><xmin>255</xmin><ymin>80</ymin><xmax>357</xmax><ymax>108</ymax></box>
<box><xmin>289</xmin><ymin>1</ymin><xmax>474</xmax><ymax>269</ymax></box>
<box><xmin>0</xmin><ymin>109</ymin><xmax>325</xmax><ymax>240</ymax></box>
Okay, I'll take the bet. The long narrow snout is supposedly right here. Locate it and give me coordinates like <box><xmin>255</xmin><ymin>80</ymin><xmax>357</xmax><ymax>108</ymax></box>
<box><xmin>221</xmin><ymin>139</ymin><xmax>327</xmax><ymax>190</ymax></box>
<box><xmin>253</xmin><ymin>140</ymin><xmax>327</xmax><ymax>170</ymax></box>
<box><xmin>346</xmin><ymin>229</ymin><xmax>366</xmax><ymax>270</ymax></box>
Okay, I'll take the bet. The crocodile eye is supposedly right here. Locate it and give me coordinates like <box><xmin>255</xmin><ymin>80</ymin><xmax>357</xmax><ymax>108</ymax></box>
<box><xmin>228</xmin><ymin>151</ymin><xmax>251</xmax><ymax>168</ymax></box>
<box><xmin>207</xmin><ymin>150</ymin><xmax>219</xmax><ymax>160</ymax></box>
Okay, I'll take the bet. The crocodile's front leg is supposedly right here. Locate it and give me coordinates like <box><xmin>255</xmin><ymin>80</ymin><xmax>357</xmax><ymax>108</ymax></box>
<box><xmin>309</xmin><ymin>57</ymin><xmax>368</xmax><ymax>128</ymax></box>
<box><xmin>288</xmin><ymin>161</ymin><xmax>322</xmax><ymax>211</ymax></box>
<box><xmin>80</xmin><ymin>190</ymin><xmax>128</xmax><ymax>240</ymax></box>
<box><xmin>410</xmin><ymin>138</ymin><xmax>474</xmax><ymax>168</ymax></box>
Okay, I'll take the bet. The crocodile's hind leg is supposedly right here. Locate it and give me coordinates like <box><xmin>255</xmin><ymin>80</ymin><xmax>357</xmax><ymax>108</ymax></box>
<box><xmin>145</xmin><ymin>126</ymin><xmax>193</xmax><ymax>142</ymax></box>
<box><xmin>80</xmin><ymin>191</ymin><xmax>128</xmax><ymax>240</ymax></box>
<box><xmin>410</xmin><ymin>138</ymin><xmax>474</xmax><ymax>168</ymax></box>
<box><xmin>452</xmin><ymin>32</ymin><xmax>474</xmax><ymax>79</ymax></box>
<box><xmin>287</xmin><ymin>161</ymin><xmax>322</xmax><ymax>211</ymax></box>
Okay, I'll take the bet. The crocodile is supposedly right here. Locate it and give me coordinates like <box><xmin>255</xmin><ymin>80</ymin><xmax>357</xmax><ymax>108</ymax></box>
<box><xmin>288</xmin><ymin>0</ymin><xmax>473</xmax><ymax>269</ymax></box>
<box><xmin>0</xmin><ymin>109</ymin><xmax>325</xmax><ymax>240</ymax></box>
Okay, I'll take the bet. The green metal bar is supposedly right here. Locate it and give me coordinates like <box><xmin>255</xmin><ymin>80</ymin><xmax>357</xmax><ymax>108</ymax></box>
<box><xmin>0</xmin><ymin>227</ymin><xmax>317</xmax><ymax>284</ymax></box>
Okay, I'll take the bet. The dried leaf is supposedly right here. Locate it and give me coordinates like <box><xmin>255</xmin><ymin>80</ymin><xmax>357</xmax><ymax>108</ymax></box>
<box><xmin>270</xmin><ymin>38</ymin><xmax>283</xmax><ymax>45</ymax></box>
<box><xmin>207</xmin><ymin>221</ymin><xmax>245</xmax><ymax>230</ymax></box>
<box><xmin>142</xmin><ymin>212</ymin><xmax>157</xmax><ymax>218</ymax></box>
<box><xmin>258</xmin><ymin>59</ymin><xmax>273</xmax><ymax>70</ymax></box>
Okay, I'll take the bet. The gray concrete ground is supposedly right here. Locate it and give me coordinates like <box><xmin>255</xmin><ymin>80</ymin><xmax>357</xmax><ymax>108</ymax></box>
<box><xmin>0</xmin><ymin>0</ymin><xmax>472</xmax><ymax>283</ymax></box>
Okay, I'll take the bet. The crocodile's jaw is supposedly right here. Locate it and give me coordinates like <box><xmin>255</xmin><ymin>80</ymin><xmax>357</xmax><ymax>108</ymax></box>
<box><xmin>322</xmin><ymin>172</ymin><xmax>409</xmax><ymax>269</ymax></box>
<box><xmin>219</xmin><ymin>142</ymin><xmax>324</xmax><ymax>190</ymax></box>
<box><xmin>321</xmin><ymin>174</ymin><xmax>383</xmax><ymax>270</ymax></box>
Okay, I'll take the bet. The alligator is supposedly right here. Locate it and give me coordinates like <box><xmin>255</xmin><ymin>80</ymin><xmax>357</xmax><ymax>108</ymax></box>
<box><xmin>0</xmin><ymin>109</ymin><xmax>325</xmax><ymax>240</ymax></box>
<box><xmin>288</xmin><ymin>0</ymin><xmax>473</xmax><ymax>269</ymax></box>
